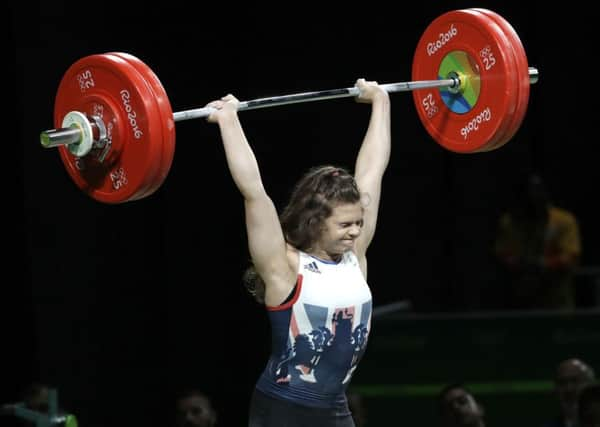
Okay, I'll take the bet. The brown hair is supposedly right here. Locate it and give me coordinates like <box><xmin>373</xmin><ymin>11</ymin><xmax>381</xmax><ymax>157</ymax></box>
<box><xmin>244</xmin><ymin>165</ymin><xmax>362</xmax><ymax>303</ymax></box>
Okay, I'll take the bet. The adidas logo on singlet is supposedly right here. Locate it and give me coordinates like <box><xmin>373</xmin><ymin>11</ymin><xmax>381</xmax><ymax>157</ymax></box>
<box><xmin>304</xmin><ymin>261</ymin><xmax>321</xmax><ymax>274</ymax></box>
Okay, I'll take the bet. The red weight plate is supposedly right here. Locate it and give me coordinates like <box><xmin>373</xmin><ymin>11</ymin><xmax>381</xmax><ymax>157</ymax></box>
<box><xmin>54</xmin><ymin>54</ymin><xmax>164</xmax><ymax>203</ymax></box>
<box><xmin>412</xmin><ymin>9</ymin><xmax>518</xmax><ymax>153</ymax></box>
<box><xmin>471</xmin><ymin>8</ymin><xmax>531</xmax><ymax>150</ymax></box>
<box><xmin>108</xmin><ymin>52</ymin><xmax>176</xmax><ymax>200</ymax></box>
<box><xmin>462</xmin><ymin>9</ymin><xmax>518</xmax><ymax>152</ymax></box>
<box><xmin>100</xmin><ymin>53</ymin><xmax>163</xmax><ymax>202</ymax></box>
<box><xmin>460</xmin><ymin>9</ymin><xmax>518</xmax><ymax>152</ymax></box>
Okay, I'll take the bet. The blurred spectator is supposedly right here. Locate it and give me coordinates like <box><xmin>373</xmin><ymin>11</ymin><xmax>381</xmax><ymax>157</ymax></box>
<box><xmin>21</xmin><ymin>383</ymin><xmax>50</xmax><ymax>414</ymax></box>
<box><xmin>174</xmin><ymin>388</ymin><xmax>217</xmax><ymax>427</ymax></box>
<box><xmin>1</xmin><ymin>382</ymin><xmax>77</xmax><ymax>427</ymax></box>
<box><xmin>545</xmin><ymin>358</ymin><xmax>596</xmax><ymax>427</ymax></box>
<box><xmin>494</xmin><ymin>173</ymin><xmax>582</xmax><ymax>310</ymax></box>
<box><xmin>437</xmin><ymin>383</ymin><xmax>486</xmax><ymax>427</ymax></box>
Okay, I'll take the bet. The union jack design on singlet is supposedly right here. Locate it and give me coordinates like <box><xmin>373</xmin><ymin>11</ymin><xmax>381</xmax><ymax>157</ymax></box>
<box><xmin>256</xmin><ymin>251</ymin><xmax>372</xmax><ymax>408</ymax></box>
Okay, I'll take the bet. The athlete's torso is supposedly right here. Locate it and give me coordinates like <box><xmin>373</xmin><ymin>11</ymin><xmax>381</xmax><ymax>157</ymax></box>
<box><xmin>256</xmin><ymin>250</ymin><xmax>373</xmax><ymax>408</ymax></box>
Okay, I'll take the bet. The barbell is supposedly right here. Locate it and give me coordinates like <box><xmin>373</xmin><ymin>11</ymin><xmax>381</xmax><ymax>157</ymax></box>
<box><xmin>40</xmin><ymin>8</ymin><xmax>539</xmax><ymax>204</ymax></box>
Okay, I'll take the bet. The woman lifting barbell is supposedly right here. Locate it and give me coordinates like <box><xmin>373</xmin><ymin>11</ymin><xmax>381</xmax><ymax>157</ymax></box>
<box><xmin>204</xmin><ymin>78</ymin><xmax>390</xmax><ymax>427</ymax></box>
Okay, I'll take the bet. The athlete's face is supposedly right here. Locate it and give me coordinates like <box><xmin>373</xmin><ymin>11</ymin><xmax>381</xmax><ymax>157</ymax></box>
<box><xmin>313</xmin><ymin>202</ymin><xmax>363</xmax><ymax>259</ymax></box>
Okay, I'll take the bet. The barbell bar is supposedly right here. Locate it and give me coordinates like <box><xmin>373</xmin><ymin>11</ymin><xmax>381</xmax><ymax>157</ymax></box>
<box><xmin>40</xmin><ymin>8</ymin><xmax>539</xmax><ymax>204</ymax></box>
<box><xmin>41</xmin><ymin>68</ymin><xmax>539</xmax><ymax>148</ymax></box>
<box><xmin>41</xmin><ymin>77</ymin><xmax>460</xmax><ymax>149</ymax></box>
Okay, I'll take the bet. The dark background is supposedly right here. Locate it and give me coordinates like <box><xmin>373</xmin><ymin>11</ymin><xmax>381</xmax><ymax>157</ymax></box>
<box><xmin>6</xmin><ymin>1</ymin><xmax>599</xmax><ymax>426</ymax></box>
